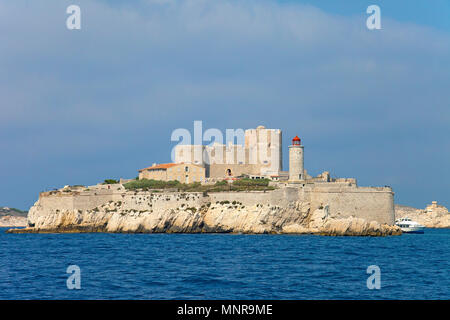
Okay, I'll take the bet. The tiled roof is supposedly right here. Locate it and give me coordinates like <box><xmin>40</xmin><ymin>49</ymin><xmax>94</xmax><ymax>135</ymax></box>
<box><xmin>139</xmin><ymin>163</ymin><xmax>178</xmax><ymax>171</ymax></box>
<box><xmin>139</xmin><ymin>162</ymin><xmax>205</xmax><ymax>172</ymax></box>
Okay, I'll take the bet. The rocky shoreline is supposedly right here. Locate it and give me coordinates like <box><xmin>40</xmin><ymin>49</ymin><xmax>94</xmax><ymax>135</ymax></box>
<box><xmin>0</xmin><ymin>215</ymin><xmax>27</xmax><ymax>228</ymax></box>
<box><xmin>0</xmin><ymin>207</ymin><xmax>27</xmax><ymax>227</ymax></box>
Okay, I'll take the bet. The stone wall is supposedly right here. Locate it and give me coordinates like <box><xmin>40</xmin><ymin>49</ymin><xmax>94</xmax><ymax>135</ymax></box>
<box><xmin>138</xmin><ymin>163</ymin><xmax>206</xmax><ymax>183</ymax></box>
<box><xmin>300</xmin><ymin>184</ymin><xmax>395</xmax><ymax>224</ymax></box>
<box><xmin>208</xmin><ymin>163</ymin><xmax>261</xmax><ymax>179</ymax></box>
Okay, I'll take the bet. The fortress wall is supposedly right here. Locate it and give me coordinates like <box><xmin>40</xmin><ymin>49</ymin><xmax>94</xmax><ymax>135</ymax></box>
<box><xmin>38</xmin><ymin>193</ymin><xmax>75</xmax><ymax>211</ymax></box>
<box><xmin>302</xmin><ymin>186</ymin><xmax>395</xmax><ymax>224</ymax></box>
<box><xmin>72</xmin><ymin>191</ymin><xmax>116</xmax><ymax>210</ymax></box>
<box><xmin>208</xmin><ymin>163</ymin><xmax>261</xmax><ymax>179</ymax></box>
<box><xmin>208</xmin><ymin>191</ymin><xmax>273</xmax><ymax>206</ymax></box>
<box><xmin>122</xmin><ymin>192</ymin><xmax>206</xmax><ymax>211</ymax></box>
<box><xmin>207</xmin><ymin>188</ymin><xmax>299</xmax><ymax>207</ymax></box>
<box><xmin>54</xmin><ymin>189</ymin><xmax>295</xmax><ymax>212</ymax></box>
<box><xmin>71</xmin><ymin>191</ymin><xmax>207</xmax><ymax>212</ymax></box>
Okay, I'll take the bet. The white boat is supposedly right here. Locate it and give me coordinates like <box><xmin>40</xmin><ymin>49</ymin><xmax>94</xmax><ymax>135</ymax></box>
<box><xmin>395</xmin><ymin>217</ymin><xmax>425</xmax><ymax>234</ymax></box>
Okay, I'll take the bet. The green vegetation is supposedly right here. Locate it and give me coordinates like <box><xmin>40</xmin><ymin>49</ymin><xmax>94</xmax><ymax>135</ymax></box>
<box><xmin>124</xmin><ymin>179</ymin><xmax>183</xmax><ymax>190</ymax></box>
<box><xmin>123</xmin><ymin>178</ymin><xmax>275</xmax><ymax>192</ymax></box>
<box><xmin>103</xmin><ymin>179</ymin><xmax>119</xmax><ymax>184</ymax></box>
<box><xmin>9</xmin><ymin>208</ymin><xmax>28</xmax><ymax>214</ymax></box>
<box><xmin>232</xmin><ymin>178</ymin><xmax>270</xmax><ymax>187</ymax></box>
<box><xmin>214</xmin><ymin>180</ymin><xmax>228</xmax><ymax>186</ymax></box>
<box><xmin>0</xmin><ymin>207</ymin><xmax>28</xmax><ymax>217</ymax></box>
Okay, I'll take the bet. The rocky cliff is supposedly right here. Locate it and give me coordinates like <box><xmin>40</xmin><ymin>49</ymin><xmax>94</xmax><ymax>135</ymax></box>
<box><xmin>395</xmin><ymin>202</ymin><xmax>449</xmax><ymax>228</ymax></box>
<box><xmin>7</xmin><ymin>188</ymin><xmax>400</xmax><ymax>236</ymax></box>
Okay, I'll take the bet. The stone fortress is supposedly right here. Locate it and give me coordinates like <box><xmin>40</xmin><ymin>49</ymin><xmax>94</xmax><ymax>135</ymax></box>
<box><xmin>172</xmin><ymin>126</ymin><xmax>283</xmax><ymax>181</ymax></box>
<box><xmin>9</xmin><ymin>124</ymin><xmax>405</xmax><ymax>235</ymax></box>
<box><xmin>141</xmin><ymin>125</ymin><xmax>357</xmax><ymax>186</ymax></box>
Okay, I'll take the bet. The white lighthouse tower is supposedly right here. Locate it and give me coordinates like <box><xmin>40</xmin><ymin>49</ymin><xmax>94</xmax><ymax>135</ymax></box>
<box><xmin>289</xmin><ymin>135</ymin><xmax>304</xmax><ymax>182</ymax></box>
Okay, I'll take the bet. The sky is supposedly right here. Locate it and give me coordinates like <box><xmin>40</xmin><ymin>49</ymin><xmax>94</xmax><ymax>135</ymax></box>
<box><xmin>0</xmin><ymin>0</ymin><xmax>449</xmax><ymax>210</ymax></box>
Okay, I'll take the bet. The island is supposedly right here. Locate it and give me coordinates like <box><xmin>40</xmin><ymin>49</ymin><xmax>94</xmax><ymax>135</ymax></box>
<box><xmin>7</xmin><ymin>125</ymin><xmax>411</xmax><ymax>236</ymax></box>
<box><xmin>0</xmin><ymin>207</ymin><xmax>27</xmax><ymax>227</ymax></box>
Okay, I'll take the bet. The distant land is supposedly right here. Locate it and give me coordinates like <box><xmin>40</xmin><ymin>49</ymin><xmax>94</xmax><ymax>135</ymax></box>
<box><xmin>395</xmin><ymin>202</ymin><xmax>449</xmax><ymax>228</ymax></box>
<box><xmin>0</xmin><ymin>207</ymin><xmax>27</xmax><ymax>227</ymax></box>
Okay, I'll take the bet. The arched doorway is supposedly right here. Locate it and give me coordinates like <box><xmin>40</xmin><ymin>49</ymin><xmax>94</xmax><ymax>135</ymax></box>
<box><xmin>226</xmin><ymin>169</ymin><xmax>232</xmax><ymax>176</ymax></box>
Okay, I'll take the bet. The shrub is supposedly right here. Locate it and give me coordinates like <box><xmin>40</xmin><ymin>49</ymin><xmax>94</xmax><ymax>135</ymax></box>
<box><xmin>9</xmin><ymin>208</ymin><xmax>27</xmax><ymax>214</ymax></box>
<box><xmin>123</xmin><ymin>178</ymin><xmax>276</xmax><ymax>192</ymax></box>
<box><xmin>233</xmin><ymin>178</ymin><xmax>270</xmax><ymax>187</ymax></box>
<box><xmin>103</xmin><ymin>179</ymin><xmax>119</xmax><ymax>184</ymax></box>
<box><xmin>215</xmin><ymin>180</ymin><xmax>228</xmax><ymax>186</ymax></box>
<box><xmin>123</xmin><ymin>179</ymin><xmax>182</xmax><ymax>190</ymax></box>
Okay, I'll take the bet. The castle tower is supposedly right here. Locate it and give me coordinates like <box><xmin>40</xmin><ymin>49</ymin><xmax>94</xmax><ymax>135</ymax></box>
<box><xmin>244</xmin><ymin>126</ymin><xmax>282</xmax><ymax>176</ymax></box>
<box><xmin>289</xmin><ymin>136</ymin><xmax>304</xmax><ymax>182</ymax></box>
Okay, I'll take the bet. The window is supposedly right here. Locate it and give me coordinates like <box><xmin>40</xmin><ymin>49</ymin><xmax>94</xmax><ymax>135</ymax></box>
<box><xmin>185</xmin><ymin>166</ymin><xmax>189</xmax><ymax>172</ymax></box>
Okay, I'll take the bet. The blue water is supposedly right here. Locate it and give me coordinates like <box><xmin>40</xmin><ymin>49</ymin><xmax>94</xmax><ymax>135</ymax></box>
<box><xmin>1</xmin><ymin>228</ymin><xmax>449</xmax><ymax>299</ymax></box>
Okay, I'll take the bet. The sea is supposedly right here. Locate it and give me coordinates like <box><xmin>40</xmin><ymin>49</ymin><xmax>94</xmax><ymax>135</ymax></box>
<box><xmin>1</xmin><ymin>228</ymin><xmax>449</xmax><ymax>300</ymax></box>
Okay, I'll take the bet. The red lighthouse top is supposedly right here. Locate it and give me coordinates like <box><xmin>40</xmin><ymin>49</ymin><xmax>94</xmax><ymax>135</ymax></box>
<box><xmin>292</xmin><ymin>136</ymin><xmax>301</xmax><ymax>145</ymax></box>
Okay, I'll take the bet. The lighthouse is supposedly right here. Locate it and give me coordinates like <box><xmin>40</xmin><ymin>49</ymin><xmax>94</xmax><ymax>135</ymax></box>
<box><xmin>289</xmin><ymin>136</ymin><xmax>304</xmax><ymax>182</ymax></box>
